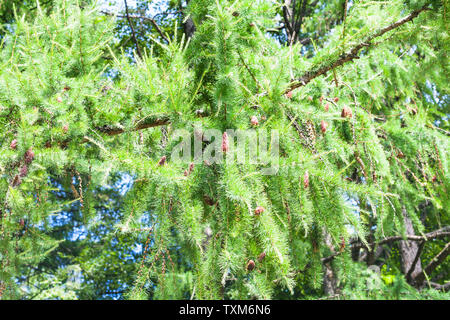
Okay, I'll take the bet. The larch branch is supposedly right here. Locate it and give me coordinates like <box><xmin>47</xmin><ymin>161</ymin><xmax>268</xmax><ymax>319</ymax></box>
<box><xmin>285</xmin><ymin>5</ymin><xmax>430</xmax><ymax>93</ymax></box>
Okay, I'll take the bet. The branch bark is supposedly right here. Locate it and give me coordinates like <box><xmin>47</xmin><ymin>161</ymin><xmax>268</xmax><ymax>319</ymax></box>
<box><xmin>123</xmin><ymin>0</ymin><xmax>142</xmax><ymax>58</ymax></box>
<box><xmin>285</xmin><ymin>5</ymin><xmax>430</xmax><ymax>93</ymax></box>
<box><xmin>94</xmin><ymin>5</ymin><xmax>431</xmax><ymax>140</ymax></box>
<box><xmin>399</xmin><ymin>210</ymin><xmax>423</xmax><ymax>281</ymax></box>
<box><xmin>413</xmin><ymin>242</ymin><xmax>450</xmax><ymax>286</ymax></box>
<box><xmin>101</xmin><ymin>11</ymin><xmax>169</xmax><ymax>43</ymax></box>
<box><xmin>321</xmin><ymin>226</ymin><xmax>450</xmax><ymax>264</ymax></box>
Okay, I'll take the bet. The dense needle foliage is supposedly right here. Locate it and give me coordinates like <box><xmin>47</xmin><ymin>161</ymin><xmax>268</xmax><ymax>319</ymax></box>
<box><xmin>0</xmin><ymin>0</ymin><xmax>449</xmax><ymax>300</ymax></box>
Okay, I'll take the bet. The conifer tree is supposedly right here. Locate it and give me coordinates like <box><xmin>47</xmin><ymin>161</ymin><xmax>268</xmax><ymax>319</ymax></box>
<box><xmin>0</xmin><ymin>0</ymin><xmax>449</xmax><ymax>300</ymax></box>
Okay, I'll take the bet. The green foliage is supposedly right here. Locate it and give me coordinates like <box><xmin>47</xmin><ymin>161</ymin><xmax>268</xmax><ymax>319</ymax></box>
<box><xmin>0</xmin><ymin>0</ymin><xmax>448</xmax><ymax>300</ymax></box>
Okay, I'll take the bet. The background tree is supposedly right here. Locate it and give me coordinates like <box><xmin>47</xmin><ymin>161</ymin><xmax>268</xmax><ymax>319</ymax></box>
<box><xmin>0</xmin><ymin>0</ymin><xmax>448</xmax><ymax>300</ymax></box>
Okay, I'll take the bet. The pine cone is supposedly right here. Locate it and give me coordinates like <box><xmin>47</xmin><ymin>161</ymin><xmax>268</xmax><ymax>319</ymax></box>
<box><xmin>258</xmin><ymin>252</ymin><xmax>266</xmax><ymax>262</ymax></box>
<box><xmin>303</xmin><ymin>171</ymin><xmax>309</xmax><ymax>188</ymax></box>
<box><xmin>158</xmin><ymin>155</ymin><xmax>167</xmax><ymax>166</ymax></box>
<box><xmin>10</xmin><ymin>139</ymin><xmax>18</xmax><ymax>150</ymax></box>
<box><xmin>321</xmin><ymin>120</ymin><xmax>328</xmax><ymax>133</ymax></box>
<box><xmin>19</xmin><ymin>165</ymin><xmax>28</xmax><ymax>177</ymax></box>
<box><xmin>222</xmin><ymin>132</ymin><xmax>229</xmax><ymax>153</ymax></box>
<box><xmin>246</xmin><ymin>260</ymin><xmax>255</xmax><ymax>271</ymax></box>
<box><xmin>341</xmin><ymin>106</ymin><xmax>352</xmax><ymax>118</ymax></box>
<box><xmin>12</xmin><ymin>175</ymin><xmax>22</xmax><ymax>187</ymax></box>
<box><xmin>24</xmin><ymin>147</ymin><xmax>34</xmax><ymax>164</ymax></box>
<box><xmin>254</xmin><ymin>206</ymin><xmax>265</xmax><ymax>216</ymax></box>
<box><xmin>285</xmin><ymin>91</ymin><xmax>293</xmax><ymax>99</ymax></box>
<box><xmin>203</xmin><ymin>195</ymin><xmax>215</xmax><ymax>206</ymax></box>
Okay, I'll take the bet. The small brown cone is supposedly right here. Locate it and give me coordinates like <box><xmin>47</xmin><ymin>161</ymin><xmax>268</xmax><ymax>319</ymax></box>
<box><xmin>24</xmin><ymin>147</ymin><xmax>34</xmax><ymax>164</ymax></box>
<box><xmin>341</xmin><ymin>106</ymin><xmax>352</xmax><ymax>118</ymax></box>
<box><xmin>254</xmin><ymin>206</ymin><xmax>265</xmax><ymax>216</ymax></box>
<box><xmin>246</xmin><ymin>260</ymin><xmax>255</xmax><ymax>271</ymax></box>
<box><xmin>258</xmin><ymin>252</ymin><xmax>266</xmax><ymax>262</ymax></box>
<box><xmin>10</xmin><ymin>139</ymin><xmax>18</xmax><ymax>150</ymax></box>
<box><xmin>222</xmin><ymin>132</ymin><xmax>229</xmax><ymax>153</ymax></box>
<box><xmin>303</xmin><ymin>171</ymin><xmax>309</xmax><ymax>188</ymax></box>
<box><xmin>158</xmin><ymin>155</ymin><xmax>167</xmax><ymax>166</ymax></box>
<box><xmin>320</xmin><ymin>120</ymin><xmax>328</xmax><ymax>133</ymax></box>
<box><xmin>285</xmin><ymin>91</ymin><xmax>293</xmax><ymax>99</ymax></box>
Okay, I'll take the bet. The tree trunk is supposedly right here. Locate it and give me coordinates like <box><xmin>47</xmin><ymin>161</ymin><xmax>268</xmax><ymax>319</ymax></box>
<box><xmin>322</xmin><ymin>231</ymin><xmax>338</xmax><ymax>295</ymax></box>
<box><xmin>399</xmin><ymin>207</ymin><xmax>423</xmax><ymax>283</ymax></box>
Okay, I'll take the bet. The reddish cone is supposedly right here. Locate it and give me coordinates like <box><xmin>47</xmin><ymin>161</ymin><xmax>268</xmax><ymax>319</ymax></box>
<box><xmin>19</xmin><ymin>165</ymin><xmax>28</xmax><ymax>177</ymax></box>
<box><xmin>158</xmin><ymin>155</ymin><xmax>166</xmax><ymax>166</ymax></box>
<box><xmin>222</xmin><ymin>132</ymin><xmax>229</xmax><ymax>153</ymax></box>
<box><xmin>246</xmin><ymin>260</ymin><xmax>255</xmax><ymax>271</ymax></box>
<box><xmin>10</xmin><ymin>139</ymin><xmax>18</xmax><ymax>150</ymax></box>
<box><xmin>12</xmin><ymin>175</ymin><xmax>21</xmax><ymax>187</ymax></box>
<box><xmin>334</xmin><ymin>97</ymin><xmax>339</xmax><ymax>102</ymax></box>
<box><xmin>250</xmin><ymin>116</ymin><xmax>259</xmax><ymax>126</ymax></box>
<box><xmin>258</xmin><ymin>252</ymin><xmax>266</xmax><ymax>262</ymax></box>
<box><xmin>254</xmin><ymin>206</ymin><xmax>265</xmax><ymax>216</ymax></box>
<box><xmin>303</xmin><ymin>171</ymin><xmax>309</xmax><ymax>188</ymax></box>
<box><xmin>56</xmin><ymin>96</ymin><xmax>63</xmax><ymax>103</ymax></box>
<box><xmin>286</xmin><ymin>91</ymin><xmax>293</xmax><ymax>99</ymax></box>
<box><xmin>341</xmin><ymin>106</ymin><xmax>352</xmax><ymax>118</ymax></box>
<box><xmin>321</xmin><ymin>120</ymin><xmax>328</xmax><ymax>133</ymax></box>
<box><xmin>324</xmin><ymin>103</ymin><xmax>330</xmax><ymax>112</ymax></box>
<box><xmin>24</xmin><ymin>147</ymin><xmax>34</xmax><ymax>164</ymax></box>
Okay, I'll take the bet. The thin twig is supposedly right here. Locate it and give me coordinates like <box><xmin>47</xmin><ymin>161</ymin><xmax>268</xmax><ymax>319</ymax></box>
<box><xmin>285</xmin><ymin>5</ymin><xmax>430</xmax><ymax>93</ymax></box>
<box><xmin>123</xmin><ymin>0</ymin><xmax>143</xmax><ymax>58</ymax></box>
<box><xmin>102</xmin><ymin>10</ymin><xmax>169</xmax><ymax>43</ymax></box>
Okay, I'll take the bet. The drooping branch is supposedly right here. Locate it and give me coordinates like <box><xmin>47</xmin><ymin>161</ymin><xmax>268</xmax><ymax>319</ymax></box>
<box><xmin>285</xmin><ymin>5</ymin><xmax>431</xmax><ymax>93</ymax></box>
<box><xmin>76</xmin><ymin>115</ymin><xmax>171</xmax><ymax>144</ymax></box>
<box><xmin>92</xmin><ymin>5</ymin><xmax>431</xmax><ymax>141</ymax></box>
<box><xmin>429</xmin><ymin>282</ymin><xmax>450</xmax><ymax>292</ymax></box>
<box><xmin>413</xmin><ymin>242</ymin><xmax>450</xmax><ymax>285</ymax></box>
<box><xmin>94</xmin><ymin>115</ymin><xmax>171</xmax><ymax>137</ymax></box>
<box><xmin>321</xmin><ymin>226</ymin><xmax>450</xmax><ymax>264</ymax></box>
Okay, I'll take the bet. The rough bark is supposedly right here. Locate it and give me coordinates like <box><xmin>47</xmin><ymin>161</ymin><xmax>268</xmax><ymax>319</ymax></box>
<box><xmin>282</xmin><ymin>0</ymin><xmax>310</xmax><ymax>45</ymax></box>
<box><xmin>399</xmin><ymin>208</ymin><xmax>423</xmax><ymax>281</ymax></box>
<box><xmin>414</xmin><ymin>242</ymin><xmax>450</xmax><ymax>286</ymax></box>
<box><xmin>322</xmin><ymin>231</ymin><xmax>338</xmax><ymax>296</ymax></box>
